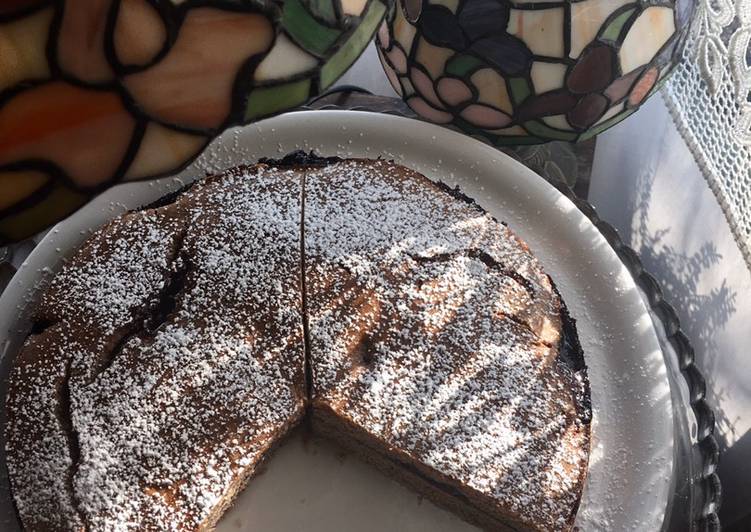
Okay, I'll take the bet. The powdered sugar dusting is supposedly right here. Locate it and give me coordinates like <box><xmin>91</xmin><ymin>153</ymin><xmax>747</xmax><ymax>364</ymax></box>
<box><xmin>305</xmin><ymin>160</ymin><xmax>590</xmax><ymax>531</ymax></box>
<box><xmin>6</xmin><ymin>158</ymin><xmax>589</xmax><ymax>532</ymax></box>
<box><xmin>7</xmin><ymin>166</ymin><xmax>307</xmax><ymax>530</ymax></box>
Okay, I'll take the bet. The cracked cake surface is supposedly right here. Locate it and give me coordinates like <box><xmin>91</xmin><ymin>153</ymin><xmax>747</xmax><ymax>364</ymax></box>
<box><xmin>304</xmin><ymin>160</ymin><xmax>590</xmax><ymax>531</ymax></box>
<box><xmin>6</xmin><ymin>166</ymin><xmax>307</xmax><ymax>530</ymax></box>
<box><xmin>5</xmin><ymin>156</ymin><xmax>590</xmax><ymax>532</ymax></box>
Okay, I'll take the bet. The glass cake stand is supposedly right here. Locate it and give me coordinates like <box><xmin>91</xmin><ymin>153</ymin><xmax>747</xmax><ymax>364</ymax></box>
<box><xmin>0</xmin><ymin>98</ymin><xmax>721</xmax><ymax>531</ymax></box>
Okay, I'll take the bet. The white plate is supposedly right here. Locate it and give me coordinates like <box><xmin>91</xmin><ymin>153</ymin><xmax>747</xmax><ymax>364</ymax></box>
<box><xmin>0</xmin><ymin>111</ymin><xmax>673</xmax><ymax>531</ymax></box>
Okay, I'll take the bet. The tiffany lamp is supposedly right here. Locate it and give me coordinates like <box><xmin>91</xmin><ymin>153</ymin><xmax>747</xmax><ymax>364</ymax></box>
<box><xmin>0</xmin><ymin>0</ymin><xmax>390</xmax><ymax>243</ymax></box>
<box><xmin>377</xmin><ymin>0</ymin><xmax>695</xmax><ymax>145</ymax></box>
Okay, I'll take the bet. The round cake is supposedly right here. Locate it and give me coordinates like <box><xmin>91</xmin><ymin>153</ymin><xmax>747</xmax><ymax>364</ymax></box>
<box><xmin>5</xmin><ymin>154</ymin><xmax>591</xmax><ymax>531</ymax></box>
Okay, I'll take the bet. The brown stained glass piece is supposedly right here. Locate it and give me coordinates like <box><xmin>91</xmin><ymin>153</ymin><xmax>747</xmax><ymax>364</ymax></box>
<box><xmin>567</xmin><ymin>92</ymin><xmax>609</xmax><ymax>129</ymax></box>
<box><xmin>378</xmin><ymin>21</ymin><xmax>390</xmax><ymax>49</ymax></box>
<box><xmin>407</xmin><ymin>96</ymin><xmax>453</xmax><ymax>123</ymax></box>
<box><xmin>0</xmin><ymin>82</ymin><xmax>135</xmax><ymax>188</ymax></box>
<box><xmin>437</xmin><ymin>77</ymin><xmax>472</xmax><ymax>106</ymax></box>
<box><xmin>0</xmin><ymin>7</ymin><xmax>53</xmax><ymax>92</ymax></box>
<box><xmin>604</xmin><ymin>67</ymin><xmax>643</xmax><ymax>103</ymax></box>
<box><xmin>125</xmin><ymin>123</ymin><xmax>207</xmax><ymax>181</ymax></box>
<box><xmin>0</xmin><ymin>0</ymin><xmax>47</xmax><ymax>17</ymax></box>
<box><xmin>57</xmin><ymin>0</ymin><xmax>114</xmax><ymax>84</ymax></box>
<box><xmin>123</xmin><ymin>8</ymin><xmax>273</xmax><ymax>131</ymax></box>
<box><xmin>460</xmin><ymin>103</ymin><xmax>511</xmax><ymax>129</ymax></box>
<box><xmin>114</xmin><ymin>0</ymin><xmax>167</xmax><ymax>69</ymax></box>
<box><xmin>0</xmin><ymin>169</ymin><xmax>48</xmax><ymax>211</ymax></box>
<box><xmin>628</xmin><ymin>66</ymin><xmax>659</xmax><ymax>107</ymax></box>
<box><xmin>515</xmin><ymin>90</ymin><xmax>578</xmax><ymax>122</ymax></box>
<box><xmin>404</xmin><ymin>0</ymin><xmax>423</xmax><ymax>22</ymax></box>
<box><xmin>378</xmin><ymin>46</ymin><xmax>403</xmax><ymax>96</ymax></box>
<box><xmin>567</xmin><ymin>43</ymin><xmax>616</xmax><ymax>94</ymax></box>
<box><xmin>386</xmin><ymin>44</ymin><xmax>408</xmax><ymax>74</ymax></box>
<box><xmin>410</xmin><ymin>67</ymin><xmax>442</xmax><ymax>108</ymax></box>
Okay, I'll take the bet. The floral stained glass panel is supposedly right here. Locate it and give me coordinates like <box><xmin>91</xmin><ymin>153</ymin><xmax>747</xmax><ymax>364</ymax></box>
<box><xmin>0</xmin><ymin>0</ymin><xmax>391</xmax><ymax>243</ymax></box>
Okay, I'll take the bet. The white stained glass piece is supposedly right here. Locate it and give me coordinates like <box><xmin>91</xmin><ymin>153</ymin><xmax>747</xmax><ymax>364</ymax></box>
<box><xmin>507</xmin><ymin>8</ymin><xmax>565</xmax><ymax>58</ymax></box>
<box><xmin>530</xmin><ymin>61</ymin><xmax>568</xmax><ymax>94</ymax></box>
<box><xmin>471</xmin><ymin>68</ymin><xmax>513</xmax><ymax>114</ymax></box>
<box><xmin>595</xmin><ymin>101</ymin><xmax>625</xmax><ymax>125</ymax></box>
<box><xmin>394</xmin><ymin>8</ymin><xmax>418</xmax><ymax>52</ymax></box>
<box><xmin>416</xmin><ymin>38</ymin><xmax>455</xmax><ymax>80</ymax></box>
<box><xmin>402</xmin><ymin>77</ymin><xmax>416</xmax><ymax>97</ymax></box>
<box><xmin>125</xmin><ymin>123</ymin><xmax>205</xmax><ymax>180</ymax></box>
<box><xmin>619</xmin><ymin>6</ymin><xmax>675</xmax><ymax>74</ymax></box>
<box><xmin>570</xmin><ymin>0</ymin><xmax>633</xmax><ymax>59</ymax></box>
<box><xmin>542</xmin><ymin>114</ymin><xmax>573</xmax><ymax>130</ymax></box>
<box><xmin>255</xmin><ymin>33</ymin><xmax>318</xmax><ymax>81</ymax></box>
<box><xmin>341</xmin><ymin>0</ymin><xmax>368</xmax><ymax>16</ymax></box>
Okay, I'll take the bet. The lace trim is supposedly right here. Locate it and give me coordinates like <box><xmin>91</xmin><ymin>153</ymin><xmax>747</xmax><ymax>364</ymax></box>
<box><xmin>663</xmin><ymin>0</ymin><xmax>751</xmax><ymax>270</ymax></box>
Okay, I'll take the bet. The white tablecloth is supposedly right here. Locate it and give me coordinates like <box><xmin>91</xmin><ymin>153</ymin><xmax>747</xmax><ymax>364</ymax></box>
<box><xmin>590</xmin><ymin>96</ymin><xmax>751</xmax><ymax>527</ymax></box>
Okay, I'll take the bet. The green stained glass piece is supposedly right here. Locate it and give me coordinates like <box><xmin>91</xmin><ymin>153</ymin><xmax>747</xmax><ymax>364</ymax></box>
<box><xmin>0</xmin><ymin>182</ymin><xmax>87</xmax><ymax>243</ymax></box>
<box><xmin>600</xmin><ymin>7</ymin><xmax>637</xmax><ymax>42</ymax></box>
<box><xmin>283</xmin><ymin>0</ymin><xmax>342</xmax><ymax>56</ymax></box>
<box><xmin>445</xmin><ymin>55</ymin><xmax>484</xmax><ymax>77</ymax></box>
<box><xmin>579</xmin><ymin>108</ymin><xmax>636</xmax><ymax>141</ymax></box>
<box><xmin>523</xmin><ymin>120</ymin><xmax>578</xmax><ymax>141</ymax></box>
<box><xmin>245</xmin><ymin>79</ymin><xmax>311</xmax><ymax>120</ymax></box>
<box><xmin>309</xmin><ymin>0</ymin><xmax>337</xmax><ymax>24</ymax></box>
<box><xmin>320</xmin><ymin>0</ymin><xmax>386</xmax><ymax>89</ymax></box>
<box><xmin>508</xmin><ymin>77</ymin><xmax>531</xmax><ymax>105</ymax></box>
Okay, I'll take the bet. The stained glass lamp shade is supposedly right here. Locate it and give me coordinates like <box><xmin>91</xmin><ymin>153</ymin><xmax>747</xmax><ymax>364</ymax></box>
<box><xmin>0</xmin><ymin>0</ymin><xmax>390</xmax><ymax>243</ymax></box>
<box><xmin>377</xmin><ymin>0</ymin><xmax>694</xmax><ymax>145</ymax></box>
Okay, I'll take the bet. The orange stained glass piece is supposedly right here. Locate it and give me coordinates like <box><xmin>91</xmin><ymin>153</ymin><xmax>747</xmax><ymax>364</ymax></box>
<box><xmin>125</xmin><ymin>122</ymin><xmax>207</xmax><ymax>181</ymax></box>
<box><xmin>0</xmin><ymin>180</ymin><xmax>88</xmax><ymax>243</ymax></box>
<box><xmin>0</xmin><ymin>7</ymin><xmax>52</xmax><ymax>92</ymax></box>
<box><xmin>114</xmin><ymin>0</ymin><xmax>167</xmax><ymax>68</ymax></box>
<box><xmin>57</xmin><ymin>0</ymin><xmax>114</xmax><ymax>84</ymax></box>
<box><xmin>0</xmin><ymin>169</ymin><xmax>49</xmax><ymax>211</ymax></box>
<box><xmin>0</xmin><ymin>81</ymin><xmax>136</xmax><ymax>188</ymax></box>
<box><xmin>628</xmin><ymin>66</ymin><xmax>659</xmax><ymax>107</ymax></box>
<box><xmin>123</xmin><ymin>7</ymin><xmax>273</xmax><ymax>131</ymax></box>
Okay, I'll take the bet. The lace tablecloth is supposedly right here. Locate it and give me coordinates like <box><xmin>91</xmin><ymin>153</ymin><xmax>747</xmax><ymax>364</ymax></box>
<box><xmin>664</xmin><ymin>0</ymin><xmax>751</xmax><ymax>271</ymax></box>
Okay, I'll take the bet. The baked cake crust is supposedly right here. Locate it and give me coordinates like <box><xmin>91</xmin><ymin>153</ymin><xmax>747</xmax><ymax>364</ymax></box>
<box><xmin>5</xmin><ymin>155</ymin><xmax>590</xmax><ymax>532</ymax></box>
<box><xmin>6</xmin><ymin>166</ymin><xmax>307</xmax><ymax>530</ymax></box>
<box><xmin>303</xmin><ymin>159</ymin><xmax>590</xmax><ymax>532</ymax></box>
